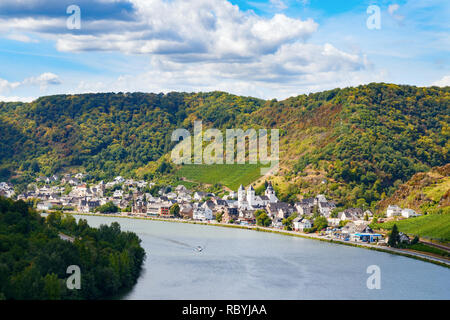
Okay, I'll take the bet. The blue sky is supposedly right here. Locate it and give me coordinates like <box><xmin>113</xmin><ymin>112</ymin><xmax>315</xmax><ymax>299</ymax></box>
<box><xmin>0</xmin><ymin>0</ymin><xmax>448</xmax><ymax>102</ymax></box>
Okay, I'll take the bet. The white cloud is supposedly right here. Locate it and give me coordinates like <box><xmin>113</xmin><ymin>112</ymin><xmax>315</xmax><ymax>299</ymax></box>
<box><xmin>0</xmin><ymin>0</ymin><xmax>372</xmax><ymax>98</ymax></box>
<box><xmin>51</xmin><ymin>0</ymin><xmax>319</xmax><ymax>60</ymax></box>
<box><xmin>5</xmin><ymin>33</ymin><xmax>39</xmax><ymax>43</ymax></box>
<box><xmin>0</xmin><ymin>73</ymin><xmax>61</xmax><ymax>96</ymax></box>
<box><xmin>432</xmin><ymin>75</ymin><xmax>450</xmax><ymax>87</ymax></box>
<box><xmin>270</xmin><ymin>0</ymin><xmax>288</xmax><ymax>10</ymax></box>
<box><xmin>0</xmin><ymin>95</ymin><xmax>36</xmax><ymax>103</ymax></box>
<box><xmin>23</xmin><ymin>72</ymin><xmax>61</xmax><ymax>87</ymax></box>
<box><xmin>0</xmin><ymin>78</ymin><xmax>21</xmax><ymax>92</ymax></box>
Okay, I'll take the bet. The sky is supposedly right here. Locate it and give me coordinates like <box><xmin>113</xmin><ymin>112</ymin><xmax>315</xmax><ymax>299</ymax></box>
<box><xmin>0</xmin><ymin>0</ymin><xmax>448</xmax><ymax>102</ymax></box>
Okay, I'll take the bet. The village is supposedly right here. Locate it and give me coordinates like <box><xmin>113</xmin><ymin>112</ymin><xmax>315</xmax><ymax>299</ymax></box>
<box><xmin>0</xmin><ymin>173</ymin><xmax>422</xmax><ymax>246</ymax></box>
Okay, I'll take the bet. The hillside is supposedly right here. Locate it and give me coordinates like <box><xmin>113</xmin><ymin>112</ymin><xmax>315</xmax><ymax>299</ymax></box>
<box><xmin>0</xmin><ymin>83</ymin><xmax>448</xmax><ymax>208</ymax></box>
<box><xmin>377</xmin><ymin>164</ymin><xmax>449</xmax><ymax>214</ymax></box>
<box><xmin>372</xmin><ymin>214</ymin><xmax>450</xmax><ymax>242</ymax></box>
<box><xmin>0</xmin><ymin>197</ymin><xmax>145</xmax><ymax>299</ymax></box>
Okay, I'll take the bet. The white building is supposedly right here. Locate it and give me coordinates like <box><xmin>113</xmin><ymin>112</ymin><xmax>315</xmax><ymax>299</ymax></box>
<box><xmin>238</xmin><ymin>183</ymin><xmax>278</xmax><ymax>210</ymax></box>
<box><xmin>265</xmin><ymin>183</ymin><xmax>278</xmax><ymax>203</ymax></box>
<box><xmin>401</xmin><ymin>208</ymin><xmax>420</xmax><ymax>218</ymax></box>
<box><xmin>114</xmin><ymin>176</ymin><xmax>125</xmax><ymax>184</ymax></box>
<box><xmin>193</xmin><ymin>206</ymin><xmax>213</xmax><ymax>221</ymax></box>
<box><xmin>292</xmin><ymin>217</ymin><xmax>313</xmax><ymax>231</ymax></box>
<box><xmin>37</xmin><ymin>201</ymin><xmax>53</xmax><ymax>211</ymax></box>
<box><xmin>386</xmin><ymin>205</ymin><xmax>402</xmax><ymax>217</ymax></box>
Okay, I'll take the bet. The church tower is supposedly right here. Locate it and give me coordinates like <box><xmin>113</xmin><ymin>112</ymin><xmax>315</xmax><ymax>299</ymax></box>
<box><xmin>265</xmin><ymin>182</ymin><xmax>277</xmax><ymax>203</ymax></box>
<box><xmin>238</xmin><ymin>184</ymin><xmax>246</xmax><ymax>205</ymax></box>
<box><xmin>247</xmin><ymin>185</ymin><xmax>255</xmax><ymax>207</ymax></box>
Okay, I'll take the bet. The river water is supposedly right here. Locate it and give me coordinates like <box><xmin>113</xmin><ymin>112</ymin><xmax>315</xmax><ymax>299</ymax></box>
<box><xmin>74</xmin><ymin>215</ymin><xmax>450</xmax><ymax>300</ymax></box>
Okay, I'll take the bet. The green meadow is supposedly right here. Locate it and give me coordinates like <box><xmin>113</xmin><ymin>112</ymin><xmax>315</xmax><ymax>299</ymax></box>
<box><xmin>374</xmin><ymin>214</ymin><xmax>450</xmax><ymax>242</ymax></box>
<box><xmin>176</xmin><ymin>163</ymin><xmax>265</xmax><ymax>190</ymax></box>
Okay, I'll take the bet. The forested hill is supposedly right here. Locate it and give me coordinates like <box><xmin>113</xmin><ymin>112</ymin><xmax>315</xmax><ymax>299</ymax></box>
<box><xmin>0</xmin><ymin>197</ymin><xmax>146</xmax><ymax>299</ymax></box>
<box><xmin>0</xmin><ymin>83</ymin><xmax>448</xmax><ymax>208</ymax></box>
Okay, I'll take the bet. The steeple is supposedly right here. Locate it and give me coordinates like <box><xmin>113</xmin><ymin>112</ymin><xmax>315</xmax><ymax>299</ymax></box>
<box><xmin>265</xmin><ymin>182</ymin><xmax>277</xmax><ymax>203</ymax></box>
<box><xmin>238</xmin><ymin>184</ymin><xmax>246</xmax><ymax>204</ymax></box>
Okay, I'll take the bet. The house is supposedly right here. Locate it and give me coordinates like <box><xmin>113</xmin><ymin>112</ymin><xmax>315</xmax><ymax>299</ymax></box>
<box><xmin>350</xmin><ymin>224</ymin><xmax>383</xmax><ymax>243</ymax></box>
<box><xmin>339</xmin><ymin>222</ymin><xmax>358</xmax><ymax>239</ymax></box>
<box><xmin>401</xmin><ymin>208</ymin><xmax>420</xmax><ymax>218</ymax></box>
<box><xmin>166</xmin><ymin>192</ymin><xmax>177</xmax><ymax>199</ymax></box>
<box><xmin>158</xmin><ymin>205</ymin><xmax>171</xmax><ymax>217</ymax></box>
<box><xmin>386</xmin><ymin>205</ymin><xmax>402</xmax><ymax>217</ymax></box>
<box><xmin>238</xmin><ymin>209</ymin><xmax>257</xmax><ymax>224</ymax></box>
<box><xmin>37</xmin><ymin>201</ymin><xmax>53</xmax><ymax>211</ymax></box>
<box><xmin>338</xmin><ymin>208</ymin><xmax>363</xmax><ymax>221</ymax></box>
<box><xmin>318</xmin><ymin>201</ymin><xmax>336</xmax><ymax>217</ymax></box>
<box><xmin>68</xmin><ymin>177</ymin><xmax>80</xmax><ymax>186</ymax></box>
<box><xmin>294</xmin><ymin>203</ymin><xmax>309</xmax><ymax>216</ymax></box>
<box><xmin>292</xmin><ymin>217</ymin><xmax>313</xmax><ymax>231</ymax></box>
<box><xmin>113</xmin><ymin>189</ymin><xmax>124</xmax><ymax>199</ymax></box>
<box><xmin>295</xmin><ymin>198</ymin><xmax>315</xmax><ymax>214</ymax></box>
<box><xmin>193</xmin><ymin>206</ymin><xmax>213</xmax><ymax>221</ymax></box>
<box><xmin>222</xmin><ymin>207</ymin><xmax>239</xmax><ymax>223</ymax></box>
<box><xmin>194</xmin><ymin>192</ymin><xmax>207</xmax><ymax>201</ymax></box>
<box><xmin>179</xmin><ymin>204</ymin><xmax>194</xmax><ymax>219</ymax></box>
<box><xmin>266</xmin><ymin>202</ymin><xmax>293</xmax><ymax>219</ymax></box>
<box><xmin>114</xmin><ymin>176</ymin><xmax>125</xmax><ymax>184</ymax></box>
<box><xmin>132</xmin><ymin>200</ymin><xmax>147</xmax><ymax>215</ymax></box>
<box><xmin>78</xmin><ymin>198</ymin><xmax>100</xmax><ymax>213</ymax></box>
<box><xmin>203</xmin><ymin>200</ymin><xmax>215</xmax><ymax>210</ymax></box>
<box><xmin>315</xmin><ymin>194</ymin><xmax>327</xmax><ymax>206</ymax></box>
<box><xmin>146</xmin><ymin>202</ymin><xmax>161</xmax><ymax>216</ymax></box>
<box><xmin>175</xmin><ymin>185</ymin><xmax>187</xmax><ymax>193</ymax></box>
<box><xmin>398</xmin><ymin>232</ymin><xmax>411</xmax><ymax>244</ymax></box>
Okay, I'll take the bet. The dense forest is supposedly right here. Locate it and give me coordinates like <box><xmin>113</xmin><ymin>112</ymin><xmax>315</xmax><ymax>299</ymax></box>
<box><xmin>0</xmin><ymin>83</ymin><xmax>448</xmax><ymax>208</ymax></box>
<box><xmin>0</xmin><ymin>197</ymin><xmax>145</xmax><ymax>299</ymax></box>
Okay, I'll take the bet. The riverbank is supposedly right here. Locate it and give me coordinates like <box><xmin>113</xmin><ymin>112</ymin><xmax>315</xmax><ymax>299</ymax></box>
<box><xmin>60</xmin><ymin>211</ymin><xmax>450</xmax><ymax>269</ymax></box>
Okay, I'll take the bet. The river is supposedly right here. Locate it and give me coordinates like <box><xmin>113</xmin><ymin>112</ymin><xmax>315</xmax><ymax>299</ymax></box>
<box><xmin>74</xmin><ymin>215</ymin><xmax>450</xmax><ymax>300</ymax></box>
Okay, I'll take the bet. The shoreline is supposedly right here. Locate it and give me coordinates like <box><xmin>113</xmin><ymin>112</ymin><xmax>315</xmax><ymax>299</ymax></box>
<box><xmin>60</xmin><ymin>211</ymin><xmax>450</xmax><ymax>269</ymax></box>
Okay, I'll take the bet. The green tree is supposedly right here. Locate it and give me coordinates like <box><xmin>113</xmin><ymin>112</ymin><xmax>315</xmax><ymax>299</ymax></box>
<box><xmin>95</xmin><ymin>202</ymin><xmax>119</xmax><ymax>213</ymax></box>
<box><xmin>282</xmin><ymin>213</ymin><xmax>297</xmax><ymax>230</ymax></box>
<box><xmin>255</xmin><ymin>210</ymin><xmax>271</xmax><ymax>227</ymax></box>
<box><xmin>314</xmin><ymin>216</ymin><xmax>328</xmax><ymax>231</ymax></box>
<box><xmin>170</xmin><ymin>203</ymin><xmax>180</xmax><ymax>217</ymax></box>
<box><xmin>388</xmin><ymin>224</ymin><xmax>400</xmax><ymax>247</ymax></box>
<box><xmin>43</xmin><ymin>273</ymin><xmax>61</xmax><ymax>300</ymax></box>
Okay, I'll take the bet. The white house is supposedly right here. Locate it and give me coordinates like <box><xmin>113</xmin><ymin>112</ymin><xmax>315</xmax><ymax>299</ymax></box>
<box><xmin>292</xmin><ymin>217</ymin><xmax>313</xmax><ymax>232</ymax></box>
<box><xmin>386</xmin><ymin>205</ymin><xmax>402</xmax><ymax>217</ymax></box>
<box><xmin>166</xmin><ymin>192</ymin><xmax>177</xmax><ymax>199</ymax></box>
<box><xmin>193</xmin><ymin>206</ymin><xmax>213</xmax><ymax>221</ymax></box>
<box><xmin>401</xmin><ymin>208</ymin><xmax>420</xmax><ymax>218</ymax></box>
<box><xmin>37</xmin><ymin>201</ymin><xmax>53</xmax><ymax>211</ymax></box>
<box><xmin>318</xmin><ymin>201</ymin><xmax>336</xmax><ymax>217</ymax></box>
<box><xmin>113</xmin><ymin>189</ymin><xmax>124</xmax><ymax>199</ymax></box>
<box><xmin>114</xmin><ymin>176</ymin><xmax>125</xmax><ymax>184</ymax></box>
